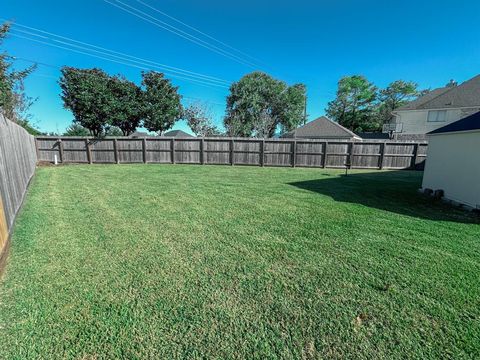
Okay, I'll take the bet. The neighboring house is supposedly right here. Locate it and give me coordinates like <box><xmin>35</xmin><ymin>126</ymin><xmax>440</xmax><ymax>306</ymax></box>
<box><xmin>163</xmin><ymin>130</ymin><xmax>194</xmax><ymax>138</ymax></box>
<box><xmin>421</xmin><ymin>111</ymin><xmax>480</xmax><ymax>209</ymax></box>
<box><xmin>282</xmin><ymin>116</ymin><xmax>362</xmax><ymax>140</ymax></box>
<box><xmin>388</xmin><ymin>75</ymin><xmax>480</xmax><ymax>138</ymax></box>
<box><xmin>129</xmin><ymin>131</ymin><xmax>156</xmax><ymax>138</ymax></box>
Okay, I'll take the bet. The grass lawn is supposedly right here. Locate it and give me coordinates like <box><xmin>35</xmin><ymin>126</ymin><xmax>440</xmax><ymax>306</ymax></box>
<box><xmin>0</xmin><ymin>165</ymin><xmax>479</xmax><ymax>359</ymax></box>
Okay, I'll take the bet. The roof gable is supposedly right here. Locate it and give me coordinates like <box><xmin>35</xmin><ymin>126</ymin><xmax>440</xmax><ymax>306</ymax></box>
<box><xmin>164</xmin><ymin>130</ymin><xmax>194</xmax><ymax>137</ymax></box>
<box><xmin>396</xmin><ymin>75</ymin><xmax>480</xmax><ymax>111</ymax></box>
<box><xmin>285</xmin><ymin>116</ymin><xmax>360</xmax><ymax>139</ymax></box>
<box><xmin>428</xmin><ymin>110</ymin><xmax>480</xmax><ymax>135</ymax></box>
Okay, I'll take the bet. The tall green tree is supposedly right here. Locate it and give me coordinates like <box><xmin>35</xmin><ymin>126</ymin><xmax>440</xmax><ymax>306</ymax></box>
<box><xmin>0</xmin><ymin>22</ymin><xmax>38</xmax><ymax>133</ymax></box>
<box><xmin>326</xmin><ymin>75</ymin><xmax>377</xmax><ymax>132</ymax></box>
<box><xmin>224</xmin><ymin>72</ymin><xmax>306</xmax><ymax>137</ymax></box>
<box><xmin>106</xmin><ymin>75</ymin><xmax>143</xmax><ymax>136</ymax></box>
<box><xmin>141</xmin><ymin>71</ymin><xmax>182</xmax><ymax>135</ymax></box>
<box><xmin>60</xmin><ymin>67</ymin><xmax>112</xmax><ymax>137</ymax></box>
<box><xmin>377</xmin><ymin>80</ymin><xmax>420</xmax><ymax>124</ymax></box>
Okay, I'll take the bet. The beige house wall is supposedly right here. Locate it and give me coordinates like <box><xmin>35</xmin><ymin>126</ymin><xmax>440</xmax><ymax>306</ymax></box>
<box><xmin>393</xmin><ymin>107</ymin><xmax>480</xmax><ymax>134</ymax></box>
<box><xmin>422</xmin><ymin>130</ymin><xmax>480</xmax><ymax>209</ymax></box>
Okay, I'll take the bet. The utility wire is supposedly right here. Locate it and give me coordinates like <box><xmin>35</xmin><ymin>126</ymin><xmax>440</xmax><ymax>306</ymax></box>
<box><xmin>134</xmin><ymin>0</ymin><xmax>263</xmax><ymax>65</ymax></box>
<box><xmin>7</xmin><ymin>22</ymin><xmax>231</xmax><ymax>85</ymax></box>
<box><xmin>103</xmin><ymin>0</ymin><xmax>258</xmax><ymax>69</ymax></box>
<box><xmin>12</xmin><ymin>27</ymin><xmax>229</xmax><ymax>86</ymax></box>
<box><xmin>10</xmin><ymin>32</ymin><xmax>229</xmax><ymax>89</ymax></box>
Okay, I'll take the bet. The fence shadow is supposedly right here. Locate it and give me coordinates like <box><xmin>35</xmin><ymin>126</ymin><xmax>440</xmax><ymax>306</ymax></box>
<box><xmin>289</xmin><ymin>171</ymin><xmax>479</xmax><ymax>224</ymax></box>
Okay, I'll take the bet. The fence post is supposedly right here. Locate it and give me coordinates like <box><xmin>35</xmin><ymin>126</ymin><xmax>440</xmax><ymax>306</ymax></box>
<box><xmin>34</xmin><ymin>138</ymin><xmax>40</xmax><ymax>162</ymax></box>
<box><xmin>86</xmin><ymin>139</ymin><xmax>92</xmax><ymax>164</ymax></box>
<box><xmin>200</xmin><ymin>138</ymin><xmax>205</xmax><ymax>165</ymax></box>
<box><xmin>171</xmin><ymin>138</ymin><xmax>175</xmax><ymax>164</ymax></box>
<box><xmin>58</xmin><ymin>139</ymin><xmax>64</xmax><ymax>163</ymax></box>
<box><xmin>291</xmin><ymin>140</ymin><xmax>297</xmax><ymax>167</ymax></box>
<box><xmin>322</xmin><ymin>142</ymin><xmax>328</xmax><ymax>168</ymax></box>
<box><xmin>113</xmin><ymin>139</ymin><xmax>119</xmax><ymax>164</ymax></box>
<box><xmin>411</xmin><ymin>143</ymin><xmax>419</xmax><ymax>170</ymax></box>
<box><xmin>379</xmin><ymin>142</ymin><xmax>386</xmax><ymax>170</ymax></box>
<box><xmin>230</xmin><ymin>139</ymin><xmax>235</xmax><ymax>166</ymax></box>
<box><xmin>348</xmin><ymin>142</ymin><xmax>354</xmax><ymax>169</ymax></box>
<box><xmin>142</xmin><ymin>138</ymin><xmax>147</xmax><ymax>163</ymax></box>
<box><xmin>260</xmin><ymin>139</ymin><xmax>265</xmax><ymax>167</ymax></box>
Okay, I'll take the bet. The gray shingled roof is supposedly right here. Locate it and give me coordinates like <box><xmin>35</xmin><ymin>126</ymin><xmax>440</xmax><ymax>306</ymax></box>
<box><xmin>395</xmin><ymin>75</ymin><xmax>480</xmax><ymax>111</ymax></box>
<box><xmin>428</xmin><ymin>110</ymin><xmax>480</xmax><ymax>135</ymax></box>
<box><xmin>283</xmin><ymin>116</ymin><xmax>361</xmax><ymax>139</ymax></box>
<box><xmin>164</xmin><ymin>130</ymin><xmax>194</xmax><ymax>137</ymax></box>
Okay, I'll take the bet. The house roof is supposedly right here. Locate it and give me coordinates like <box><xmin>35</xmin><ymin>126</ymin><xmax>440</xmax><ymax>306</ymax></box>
<box><xmin>428</xmin><ymin>110</ymin><xmax>480</xmax><ymax>135</ymax></box>
<box><xmin>395</xmin><ymin>75</ymin><xmax>480</xmax><ymax>111</ymax></box>
<box><xmin>283</xmin><ymin>116</ymin><xmax>361</xmax><ymax>139</ymax></box>
<box><xmin>129</xmin><ymin>131</ymin><xmax>155</xmax><ymax>138</ymax></box>
<box><xmin>163</xmin><ymin>130</ymin><xmax>194</xmax><ymax>137</ymax></box>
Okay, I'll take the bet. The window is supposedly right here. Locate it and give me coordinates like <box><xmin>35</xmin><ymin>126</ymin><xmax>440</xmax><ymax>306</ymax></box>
<box><xmin>427</xmin><ymin>110</ymin><xmax>447</xmax><ymax>122</ymax></box>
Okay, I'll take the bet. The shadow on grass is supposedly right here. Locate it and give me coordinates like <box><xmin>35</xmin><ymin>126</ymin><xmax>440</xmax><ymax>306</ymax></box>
<box><xmin>289</xmin><ymin>171</ymin><xmax>479</xmax><ymax>224</ymax></box>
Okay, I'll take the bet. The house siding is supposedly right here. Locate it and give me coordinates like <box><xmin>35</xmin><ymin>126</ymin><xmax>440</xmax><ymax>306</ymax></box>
<box><xmin>393</xmin><ymin>107</ymin><xmax>480</xmax><ymax>135</ymax></box>
<box><xmin>422</xmin><ymin>131</ymin><xmax>480</xmax><ymax>208</ymax></box>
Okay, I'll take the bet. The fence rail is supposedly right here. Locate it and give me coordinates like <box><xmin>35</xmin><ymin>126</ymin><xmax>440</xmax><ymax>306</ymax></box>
<box><xmin>36</xmin><ymin>136</ymin><xmax>428</xmax><ymax>170</ymax></box>
<box><xmin>0</xmin><ymin>113</ymin><xmax>37</xmax><ymax>268</ymax></box>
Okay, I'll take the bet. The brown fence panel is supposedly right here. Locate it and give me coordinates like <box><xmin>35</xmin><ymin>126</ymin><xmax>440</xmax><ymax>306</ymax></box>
<box><xmin>0</xmin><ymin>113</ymin><xmax>37</xmax><ymax>261</ymax></box>
<box><xmin>146</xmin><ymin>138</ymin><xmax>171</xmax><ymax>163</ymax></box>
<box><xmin>35</xmin><ymin>136</ymin><xmax>428</xmax><ymax>170</ymax></box>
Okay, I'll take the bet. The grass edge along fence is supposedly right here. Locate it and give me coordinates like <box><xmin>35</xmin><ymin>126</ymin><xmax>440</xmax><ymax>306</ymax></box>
<box><xmin>0</xmin><ymin>113</ymin><xmax>37</xmax><ymax>271</ymax></box>
<box><xmin>36</xmin><ymin>136</ymin><xmax>428</xmax><ymax>170</ymax></box>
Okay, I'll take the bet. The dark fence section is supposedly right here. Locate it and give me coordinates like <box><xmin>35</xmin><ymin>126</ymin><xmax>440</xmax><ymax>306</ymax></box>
<box><xmin>0</xmin><ymin>113</ymin><xmax>37</xmax><ymax>264</ymax></box>
<box><xmin>36</xmin><ymin>136</ymin><xmax>428</xmax><ymax>170</ymax></box>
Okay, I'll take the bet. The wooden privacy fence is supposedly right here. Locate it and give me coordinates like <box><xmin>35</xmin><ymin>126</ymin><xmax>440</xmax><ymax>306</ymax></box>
<box><xmin>36</xmin><ymin>137</ymin><xmax>428</xmax><ymax>170</ymax></box>
<box><xmin>0</xmin><ymin>113</ymin><xmax>37</xmax><ymax>268</ymax></box>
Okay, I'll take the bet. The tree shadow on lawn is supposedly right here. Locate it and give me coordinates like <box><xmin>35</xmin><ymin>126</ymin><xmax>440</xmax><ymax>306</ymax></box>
<box><xmin>289</xmin><ymin>171</ymin><xmax>480</xmax><ymax>224</ymax></box>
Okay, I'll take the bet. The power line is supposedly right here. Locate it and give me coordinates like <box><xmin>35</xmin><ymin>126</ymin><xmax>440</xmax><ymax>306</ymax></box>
<box><xmin>10</xmin><ymin>32</ymin><xmax>230</xmax><ymax>89</ymax></box>
<box><xmin>8</xmin><ymin>22</ymin><xmax>231</xmax><ymax>86</ymax></box>
<box><xmin>13</xmin><ymin>57</ymin><xmax>227</xmax><ymax>107</ymax></box>
<box><xmin>12</xmin><ymin>27</ymin><xmax>229</xmax><ymax>87</ymax></box>
<box><xmin>134</xmin><ymin>0</ymin><xmax>263</xmax><ymax>64</ymax></box>
<box><xmin>103</xmin><ymin>0</ymin><xmax>259</xmax><ymax>69</ymax></box>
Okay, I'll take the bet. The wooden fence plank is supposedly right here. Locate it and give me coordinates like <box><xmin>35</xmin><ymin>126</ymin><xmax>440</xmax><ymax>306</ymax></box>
<box><xmin>58</xmin><ymin>139</ymin><xmax>64</xmax><ymax>163</ymax></box>
<box><xmin>0</xmin><ymin>113</ymin><xmax>37</xmax><ymax>263</ymax></box>
<box><xmin>113</xmin><ymin>139</ymin><xmax>119</xmax><ymax>164</ymax></box>
<box><xmin>86</xmin><ymin>139</ymin><xmax>92</xmax><ymax>164</ymax></box>
<box><xmin>292</xmin><ymin>140</ymin><xmax>296</xmax><ymax>167</ymax></box>
<box><xmin>142</xmin><ymin>138</ymin><xmax>147</xmax><ymax>163</ymax></box>
<box><xmin>260</xmin><ymin>139</ymin><xmax>265</xmax><ymax>167</ymax></box>
<box><xmin>379</xmin><ymin>142</ymin><xmax>386</xmax><ymax>170</ymax></box>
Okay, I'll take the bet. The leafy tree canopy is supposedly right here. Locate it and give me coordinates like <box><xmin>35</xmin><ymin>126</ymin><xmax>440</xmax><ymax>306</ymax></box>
<box><xmin>224</xmin><ymin>72</ymin><xmax>306</xmax><ymax>138</ymax></box>
<box><xmin>326</xmin><ymin>75</ymin><xmax>377</xmax><ymax>132</ymax></box>
<box><xmin>106</xmin><ymin>75</ymin><xmax>143</xmax><ymax>136</ymax></box>
<box><xmin>376</xmin><ymin>80</ymin><xmax>421</xmax><ymax>125</ymax></box>
<box><xmin>141</xmin><ymin>71</ymin><xmax>182</xmax><ymax>135</ymax></box>
<box><xmin>326</xmin><ymin>76</ymin><xmax>427</xmax><ymax>132</ymax></box>
<box><xmin>0</xmin><ymin>22</ymin><xmax>38</xmax><ymax>132</ymax></box>
<box><xmin>60</xmin><ymin>67</ymin><xmax>112</xmax><ymax>137</ymax></box>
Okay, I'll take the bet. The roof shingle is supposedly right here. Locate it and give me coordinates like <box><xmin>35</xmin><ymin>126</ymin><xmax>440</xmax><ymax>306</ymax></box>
<box><xmin>283</xmin><ymin>116</ymin><xmax>361</xmax><ymax>139</ymax></box>
<box><xmin>395</xmin><ymin>75</ymin><xmax>480</xmax><ymax>111</ymax></box>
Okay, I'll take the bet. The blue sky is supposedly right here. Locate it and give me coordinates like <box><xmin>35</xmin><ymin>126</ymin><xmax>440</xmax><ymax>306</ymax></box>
<box><xmin>2</xmin><ymin>0</ymin><xmax>480</xmax><ymax>134</ymax></box>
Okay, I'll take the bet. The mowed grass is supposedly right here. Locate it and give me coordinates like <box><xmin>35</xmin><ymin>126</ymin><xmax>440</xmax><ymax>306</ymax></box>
<box><xmin>0</xmin><ymin>165</ymin><xmax>479</xmax><ymax>359</ymax></box>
